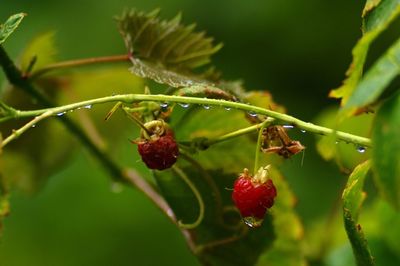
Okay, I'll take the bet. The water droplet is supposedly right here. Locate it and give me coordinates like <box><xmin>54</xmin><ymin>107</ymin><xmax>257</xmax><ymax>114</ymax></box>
<box><xmin>248</xmin><ymin>111</ymin><xmax>258</xmax><ymax>117</ymax></box>
<box><xmin>31</xmin><ymin>124</ymin><xmax>36</xmax><ymax>128</ymax></box>
<box><xmin>300</xmin><ymin>129</ymin><xmax>306</xmax><ymax>133</ymax></box>
<box><xmin>283</xmin><ymin>124</ymin><xmax>294</xmax><ymax>129</ymax></box>
<box><xmin>224</xmin><ymin>107</ymin><xmax>231</xmax><ymax>111</ymax></box>
<box><xmin>243</xmin><ymin>216</ymin><xmax>263</xmax><ymax>228</ymax></box>
<box><xmin>203</xmin><ymin>105</ymin><xmax>211</xmax><ymax>110</ymax></box>
<box><xmin>84</xmin><ymin>104</ymin><xmax>92</xmax><ymax>109</ymax></box>
<box><xmin>56</xmin><ymin>111</ymin><xmax>66</xmax><ymax>116</ymax></box>
<box><xmin>160</xmin><ymin>102</ymin><xmax>169</xmax><ymax>108</ymax></box>
<box><xmin>111</xmin><ymin>182</ymin><xmax>124</xmax><ymax>193</ymax></box>
<box><xmin>179</xmin><ymin>103</ymin><xmax>190</xmax><ymax>108</ymax></box>
<box><xmin>357</xmin><ymin>146</ymin><xmax>366</xmax><ymax>153</ymax></box>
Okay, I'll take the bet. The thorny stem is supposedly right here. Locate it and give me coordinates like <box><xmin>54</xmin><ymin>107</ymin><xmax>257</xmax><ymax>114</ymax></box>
<box><xmin>29</xmin><ymin>54</ymin><xmax>130</xmax><ymax>79</ymax></box>
<box><xmin>0</xmin><ymin>93</ymin><xmax>372</xmax><ymax>148</ymax></box>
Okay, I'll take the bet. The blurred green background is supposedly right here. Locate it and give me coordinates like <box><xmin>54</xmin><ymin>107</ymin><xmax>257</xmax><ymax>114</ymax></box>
<box><xmin>0</xmin><ymin>0</ymin><xmax>374</xmax><ymax>265</ymax></box>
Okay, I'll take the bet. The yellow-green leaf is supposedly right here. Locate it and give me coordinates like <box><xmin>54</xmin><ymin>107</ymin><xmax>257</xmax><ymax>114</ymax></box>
<box><xmin>0</xmin><ymin>13</ymin><xmax>26</xmax><ymax>45</ymax></box>
<box><xmin>342</xmin><ymin>160</ymin><xmax>374</xmax><ymax>266</ymax></box>
<box><xmin>329</xmin><ymin>1</ymin><xmax>400</xmax><ymax>106</ymax></box>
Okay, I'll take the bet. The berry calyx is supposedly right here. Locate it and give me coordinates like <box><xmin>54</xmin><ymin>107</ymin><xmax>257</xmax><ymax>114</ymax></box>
<box><xmin>136</xmin><ymin>120</ymin><xmax>179</xmax><ymax>170</ymax></box>
<box><xmin>232</xmin><ymin>167</ymin><xmax>277</xmax><ymax>227</ymax></box>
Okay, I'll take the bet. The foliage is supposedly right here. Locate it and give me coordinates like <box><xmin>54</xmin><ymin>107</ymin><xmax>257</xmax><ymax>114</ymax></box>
<box><xmin>1</xmin><ymin>1</ymin><xmax>400</xmax><ymax>266</ymax></box>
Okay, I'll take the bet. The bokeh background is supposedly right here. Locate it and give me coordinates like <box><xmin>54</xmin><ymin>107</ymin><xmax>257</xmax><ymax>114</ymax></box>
<box><xmin>0</xmin><ymin>1</ymin><xmax>373</xmax><ymax>265</ymax></box>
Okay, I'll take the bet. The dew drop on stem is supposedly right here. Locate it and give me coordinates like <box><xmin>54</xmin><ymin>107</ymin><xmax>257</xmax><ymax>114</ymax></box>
<box><xmin>203</xmin><ymin>105</ymin><xmax>211</xmax><ymax>110</ymax></box>
<box><xmin>224</xmin><ymin>107</ymin><xmax>231</xmax><ymax>111</ymax></box>
<box><xmin>248</xmin><ymin>111</ymin><xmax>257</xmax><ymax>117</ymax></box>
<box><xmin>300</xmin><ymin>129</ymin><xmax>306</xmax><ymax>133</ymax></box>
<box><xmin>283</xmin><ymin>124</ymin><xmax>294</xmax><ymax>129</ymax></box>
<box><xmin>84</xmin><ymin>104</ymin><xmax>92</xmax><ymax>109</ymax></box>
<box><xmin>160</xmin><ymin>102</ymin><xmax>169</xmax><ymax>111</ymax></box>
<box><xmin>57</xmin><ymin>111</ymin><xmax>66</xmax><ymax>117</ymax></box>
<box><xmin>356</xmin><ymin>146</ymin><xmax>366</xmax><ymax>153</ymax></box>
<box><xmin>178</xmin><ymin>103</ymin><xmax>190</xmax><ymax>108</ymax></box>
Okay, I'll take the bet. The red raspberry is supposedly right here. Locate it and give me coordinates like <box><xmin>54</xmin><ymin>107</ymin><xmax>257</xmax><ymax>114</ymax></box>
<box><xmin>232</xmin><ymin>167</ymin><xmax>277</xmax><ymax>227</ymax></box>
<box><xmin>136</xmin><ymin>121</ymin><xmax>179</xmax><ymax>170</ymax></box>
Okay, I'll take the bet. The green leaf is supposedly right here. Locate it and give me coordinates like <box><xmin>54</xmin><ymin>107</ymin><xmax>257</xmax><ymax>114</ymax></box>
<box><xmin>362</xmin><ymin>0</ymin><xmax>382</xmax><ymax>18</ymax></box>
<box><xmin>329</xmin><ymin>1</ymin><xmax>400</xmax><ymax>107</ymax></box>
<box><xmin>342</xmin><ymin>160</ymin><xmax>374</xmax><ymax>266</ymax></box>
<box><xmin>341</xmin><ymin>36</ymin><xmax>400</xmax><ymax>117</ymax></box>
<box><xmin>372</xmin><ymin>91</ymin><xmax>400</xmax><ymax>209</ymax></box>
<box><xmin>0</xmin><ymin>13</ymin><xmax>26</xmax><ymax>45</ymax></box>
<box><xmin>19</xmin><ymin>31</ymin><xmax>57</xmax><ymax>74</ymax></box>
<box><xmin>116</xmin><ymin>9</ymin><xmax>223</xmax><ymax>88</ymax></box>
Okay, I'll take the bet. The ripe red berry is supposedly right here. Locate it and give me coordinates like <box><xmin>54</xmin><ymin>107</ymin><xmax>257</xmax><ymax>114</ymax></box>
<box><xmin>136</xmin><ymin>121</ymin><xmax>179</xmax><ymax>170</ymax></box>
<box><xmin>232</xmin><ymin>167</ymin><xmax>277</xmax><ymax>227</ymax></box>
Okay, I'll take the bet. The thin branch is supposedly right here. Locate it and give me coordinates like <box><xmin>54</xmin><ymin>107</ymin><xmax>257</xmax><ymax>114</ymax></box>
<box><xmin>1</xmin><ymin>111</ymin><xmax>52</xmax><ymax>147</ymax></box>
<box><xmin>29</xmin><ymin>54</ymin><xmax>130</xmax><ymax>79</ymax></box>
<box><xmin>0</xmin><ymin>93</ymin><xmax>372</xmax><ymax>148</ymax></box>
<box><xmin>253</xmin><ymin>119</ymin><xmax>271</xmax><ymax>175</ymax></box>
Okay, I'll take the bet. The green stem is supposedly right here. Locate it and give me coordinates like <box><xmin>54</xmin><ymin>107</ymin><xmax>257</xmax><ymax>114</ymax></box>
<box><xmin>172</xmin><ymin>165</ymin><xmax>205</xmax><ymax>229</ymax></box>
<box><xmin>253</xmin><ymin>119</ymin><xmax>271</xmax><ymax>175</ymax></box>
<box><xmin>29</xmin><ymin>54</ymin><xmax>130</xmax><ymax>79</ymax></box>
<box><xmin>0</xmin><ymin>93</ymin><xmax>372</xmax><ymax>148</ymax></box>
<box><xmin>204</xmin><ymin>118</ymin><xmax>275</xmax><ymax>147</ymax></box>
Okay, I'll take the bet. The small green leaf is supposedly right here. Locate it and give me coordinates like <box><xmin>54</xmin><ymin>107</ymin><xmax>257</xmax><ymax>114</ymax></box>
<box><xmin>341</xmin><ymin>36</ymin><xmax>400</xmax><ymax>117</ymax></box>
<box><xmin>19</xmin><ymin>31</ymin><xmax>57</xmax><ymax>74</ymax></box>
<box><xmin>372</xmin><ymin>91</ymin><xmax>400</xmax><ymax>209</ymax></box>
<box><xmin>362</xmin><ymin>0</ymin><xmax>382</xmax><ymax>18</ymax></box>
<box><xmin>116</xmin><ymin>9</ymin><xmax>222</xmax><ymax>88</ymax></box>
<box><xmin>342</xmin><ymin>160</ymin><xmax>374</xmax><ymax>266</ymax></box>
<box><xmin>0</xmin><ymin>13</ymin><xmax>26</xmax><ymax>45</ymax></box>
<box><xmin>329</xmin><ymin>1</ymin><xmax>400</xmax><ymax>106</ymax></box>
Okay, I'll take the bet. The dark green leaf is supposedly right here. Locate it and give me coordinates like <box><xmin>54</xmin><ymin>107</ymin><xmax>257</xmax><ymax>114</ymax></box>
<box><xmin>372</xmin><ymin>91</ymin><xmax>400</xmax><ymax>209</ymax></box>
<box><xmin>329</xmin><ymin>1</ymin><xmax>400</xmax><ymax>107</ymax></box>
<box><xmin>0</xmin><ymin>13</ymin><xmax>26</xmax><ymax>45</ymax></box>
<box><xmin>116</xmin><ymin>9</ymin><xmax>223</xmax><ymax>88</ymax></box>
<box><xmin>342</xmin><ymin>160</ymin><xmax>374</xmax><ymax>266</ymax></box>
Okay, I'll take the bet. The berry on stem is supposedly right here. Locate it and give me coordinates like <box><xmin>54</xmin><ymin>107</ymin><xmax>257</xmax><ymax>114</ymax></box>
<box><xmin>232</xmin><ymin>167</ymin><xmax>277</xmax><ymax>227</ymax></box>
<box><xmin>135</xmin><ymin>120</ymin><xmax>179</xmax><ymax>170</ymax></box>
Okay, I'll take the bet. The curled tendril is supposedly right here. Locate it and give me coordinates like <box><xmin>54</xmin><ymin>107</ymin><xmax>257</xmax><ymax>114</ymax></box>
<box><xmin>172</xmin><ymin>165</ymin><xmax>205</xmax><ymax>229</ymax></box>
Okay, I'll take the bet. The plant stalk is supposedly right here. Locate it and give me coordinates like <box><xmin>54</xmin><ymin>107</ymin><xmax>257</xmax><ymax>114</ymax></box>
<box><xmin>1</xmin><ymin>93</ymin><xmax>372</xmax><ymax>148</ymax></box>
